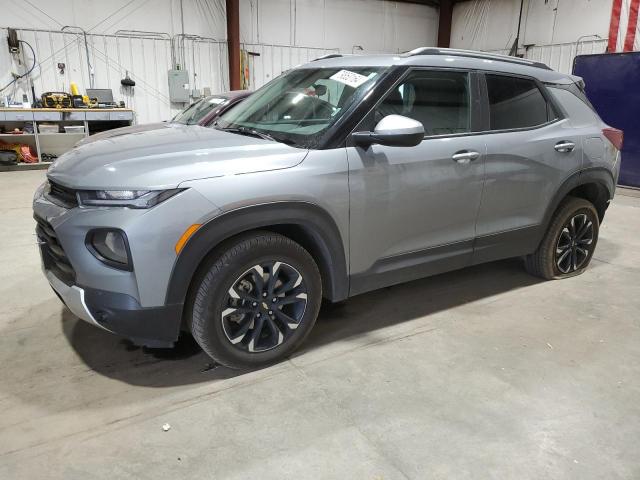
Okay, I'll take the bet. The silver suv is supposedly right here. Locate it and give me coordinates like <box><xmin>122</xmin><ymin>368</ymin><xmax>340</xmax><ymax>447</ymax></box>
<box><xmin>34</xmin><ymin>48</ymin><xmax>622</xmax><ymax>369</ymax></box>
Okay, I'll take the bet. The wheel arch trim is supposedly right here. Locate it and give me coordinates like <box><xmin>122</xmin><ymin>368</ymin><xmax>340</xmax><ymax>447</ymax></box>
<box><xmin>164</xmin><ymin>201</ymin><xmax>349</xmax><ymax>307</ymax></box>
<box><xmin>541</xmin><ymin>167</ymin><xmax>614</xmax><ymax>241</ymax></box>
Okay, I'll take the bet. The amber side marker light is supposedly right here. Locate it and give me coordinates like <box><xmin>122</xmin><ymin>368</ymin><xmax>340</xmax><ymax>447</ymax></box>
<box><xmin>175</xmin><ymin>224</ymin><xmax>202</xmax><ymax>254</ymax></box>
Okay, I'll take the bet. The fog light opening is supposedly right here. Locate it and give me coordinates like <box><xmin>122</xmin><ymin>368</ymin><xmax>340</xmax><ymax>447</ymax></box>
<box><xmin>87</xmin><ymin>229</ymin><xmax>132</xmax><ymax>270</ymax></box>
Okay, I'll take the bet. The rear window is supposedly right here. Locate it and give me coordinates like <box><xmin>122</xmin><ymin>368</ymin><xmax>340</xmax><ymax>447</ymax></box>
<box><xmin>485</xmin><ymin>75</ymin><xmax>554</xmax><ymax>130</ymax></box>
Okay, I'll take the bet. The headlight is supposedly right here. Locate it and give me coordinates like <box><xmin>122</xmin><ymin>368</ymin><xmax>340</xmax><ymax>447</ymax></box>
<box><xmin>86</xmin><ymin>229</ymin><xmax>132</xmax><ymax>270</ymax></box>
<box><xmin>77</xmin><ymin>188</ymin><xmax>183</xmax><ymax>208</ymax></box>
<box><xmin>34</xmin><ymin>180</ymin><xmax>48</xmax><ymax>201</ymax></box>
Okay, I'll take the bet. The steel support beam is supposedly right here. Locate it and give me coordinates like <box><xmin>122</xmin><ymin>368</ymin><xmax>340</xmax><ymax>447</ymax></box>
<box><xmin>437</xmin><ymin>0</ymin><xmax>453</xmax><ymax>48</ymax></box>
<box><xmin>226</xmin><ymin>0</ymin><xmax>241</xmax><ymax>90</ymax></box>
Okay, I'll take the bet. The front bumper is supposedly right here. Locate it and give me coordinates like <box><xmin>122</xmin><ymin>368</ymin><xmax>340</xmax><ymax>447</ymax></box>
<box><xmin>33</xmin><ymin>182</ymin><xmax>205</xmax><ymax>347</ymax></box>
<box><xmin>82</xmin><ymin>286</ymin><xmax>183</xmax><ymax>347</ymax></box>
<box><xmin>45</xmin><ymin>268</ymin><xmax>100</xmax><ymax>326</ymax></box>
<box><xmin>45</xmin><ymin>258</ymin><xmax>182</xmax><ymax>347</ymax></box>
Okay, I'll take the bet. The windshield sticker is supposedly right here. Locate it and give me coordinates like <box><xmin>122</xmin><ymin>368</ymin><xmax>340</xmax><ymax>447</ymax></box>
<box><xmin>330</xmin><ymin>70</ymin><xmax>370</xmax><ymax>88</ymax></box>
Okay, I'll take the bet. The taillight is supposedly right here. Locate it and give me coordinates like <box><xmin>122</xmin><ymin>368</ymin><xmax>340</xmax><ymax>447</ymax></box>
<box><xmin>603</xmin><ymin>127</ymin><xmax>623</xmax><ymax>150</ymax></box>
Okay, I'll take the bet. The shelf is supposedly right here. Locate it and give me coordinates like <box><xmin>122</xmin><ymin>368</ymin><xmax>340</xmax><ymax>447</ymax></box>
<box><xmin>38</xmin><ymin>133</ymin><xmax>84</xmax><ymax>157</ymax></box>
<box><xmin>0</xmin><ymin>161</ymin><xmax>51</xmax><ymax>172</ymax></box>
<box><xmin>0</xmin><ymin>108</ymin><xmax>133</xmax><ymax>112</ymax></box>
<box><xmin>37</xmin><ymin>133</ymin><xmax>86</xmax><ymax>137</ymax></box>
<box><xmin>1</xmin><ymin>110</ymin><xmax>133</xmax><ymax>173</ymax></box>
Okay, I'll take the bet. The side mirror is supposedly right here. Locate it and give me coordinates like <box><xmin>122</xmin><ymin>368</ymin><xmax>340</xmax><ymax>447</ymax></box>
<box><xmin>352</xmin><ymin>115</ymin><xmax>425</xmax><ymax>148</ymax></box>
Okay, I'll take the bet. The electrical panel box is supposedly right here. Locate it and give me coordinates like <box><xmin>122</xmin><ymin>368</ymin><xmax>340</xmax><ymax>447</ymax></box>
<box><xmin>168</xmin><ymin>69</ymin><xmax>190</xmax><ymax>103</ymax></box>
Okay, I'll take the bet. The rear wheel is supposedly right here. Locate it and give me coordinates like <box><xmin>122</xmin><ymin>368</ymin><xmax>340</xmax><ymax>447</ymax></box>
<box><xmin>191</xmin><ymin>231</ymin><xmax>322</xmax><ymax>369</ymax></box>
<box><xmin>525</xmin><ymin>196</ymin><xmax>599</xmax><ymax>280</ymax></box>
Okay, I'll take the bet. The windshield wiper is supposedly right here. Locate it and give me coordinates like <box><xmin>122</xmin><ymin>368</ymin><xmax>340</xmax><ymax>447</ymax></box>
<box><xmin>219</xmin><ymin>126</ymin><xmax>276</xmax><ymax>142</ymax></box>
<box><xmin>217</xmin><ymin>125</ymin><xmax>301</xmax><ymax>148</ymax></box>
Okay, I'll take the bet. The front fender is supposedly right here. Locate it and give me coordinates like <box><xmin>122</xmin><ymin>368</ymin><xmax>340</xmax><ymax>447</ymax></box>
<box><xmin>164</xmin><ymin>201</ymin><xmax>349</xmax><ymax>307</ymax></box>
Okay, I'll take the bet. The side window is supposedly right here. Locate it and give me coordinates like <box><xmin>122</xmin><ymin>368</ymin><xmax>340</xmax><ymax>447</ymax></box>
<box><xmin>374</xmin><ymin>70</ymin><xmax>471</xmax><ymax>136</ymax></box>
<box><xmin>485</xmin><ymin>75</ymin><xmax>554</xmax><ymax>130</ymax></box>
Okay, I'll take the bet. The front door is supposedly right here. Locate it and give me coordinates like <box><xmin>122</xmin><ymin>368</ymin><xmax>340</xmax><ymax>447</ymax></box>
<box><xmin>347</xmin><ymin>68</ymin><xmax>486</xmax><ymax>295</ymax></box>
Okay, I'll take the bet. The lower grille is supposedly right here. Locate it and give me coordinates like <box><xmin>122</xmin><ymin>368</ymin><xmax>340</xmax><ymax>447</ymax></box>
<box><xmin>47</xmin><ymin>181</ymin><xmax>79</xmax><ymax>208</ymax></box>
<box><xmin>35</xmin><ymin>215</ymin><xmax>76</xmax><ymax>285</ymax></box>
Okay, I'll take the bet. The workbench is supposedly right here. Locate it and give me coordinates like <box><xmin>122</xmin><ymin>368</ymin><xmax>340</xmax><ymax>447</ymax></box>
<box><xmin>0</xmin><ymin>108</ymin><xmax>135</xmax><ymax>171</ymax></box>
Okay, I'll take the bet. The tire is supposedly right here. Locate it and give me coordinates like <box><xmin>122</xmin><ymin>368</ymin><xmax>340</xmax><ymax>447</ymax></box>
<box><xmin>190</xmin><ymin>231</ymin><xmax>322</xmax><ymax>369</ymax></box>
<box><xmin>525</xmin><ymin>196</ymin><xmax>599</xmax><ymax>280</ymax></box>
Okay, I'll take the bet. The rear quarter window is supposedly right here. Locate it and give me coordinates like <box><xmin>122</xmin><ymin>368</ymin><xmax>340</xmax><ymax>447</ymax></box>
<box><xmin>547</xmin><ymin>86</ymin><xmax>601</xmax><ymax>127</ymax></box>
<box><xmin>548</xmin><ymin>82</ymin><xmax>596</xmax><ymax>111</ymax></box>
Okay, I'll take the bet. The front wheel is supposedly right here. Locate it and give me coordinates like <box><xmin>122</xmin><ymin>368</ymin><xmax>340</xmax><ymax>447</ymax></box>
<box><xmin>190</xmin><ymin>231</ymin><xmax>322</xmax><ymax>369</ymax></box>
<box><xmin>525</xmin><ymin>196</ymin><xmax>600</xmax><ymax>280</ymax></box>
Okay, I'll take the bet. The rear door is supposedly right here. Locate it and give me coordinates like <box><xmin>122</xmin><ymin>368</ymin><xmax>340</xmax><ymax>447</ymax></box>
<box><xmin>473</xmin><ymin>73</ymin><xmax>582</xmax><ymax>264</ymax></box>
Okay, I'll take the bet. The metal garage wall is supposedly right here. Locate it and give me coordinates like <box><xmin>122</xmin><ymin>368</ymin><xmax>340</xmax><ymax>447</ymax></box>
<box><xmin>451</xmin><ymin>0</ymin><xmax>611</xmax><ymax>52</ymax></box>
<box><xmin>524</xmin><ymin>40</ymin><xmax>608</xmax><ymax>74</ymax></box>
<box><xmin>4</xmin><ymin>27</ymin><xmax>341</xmax><ymax>123</ymax></box>
<box><xmin>488</xmin><ymin>39</ymin><xmax>608</xmax><ymax>74</ymax></box>
<box><xmin>2</xmin><ymin>28</ymin><xmax>228</xmax><ymax>124</ymax></box>
<box><xmin>3</xmin><ymin>1</ymin><xmax>437</xmax><ymax>125</ymax></box>
<box><xmin>240</xmin><ymin>0</ymin><xmax>438</xmax><ymax>55</ymax></box>
<box><xmin>450</xmin><ymin>0</ymin><xmax>611</xmax><ymax>75</ymax></box>
<box><xmin>173</xmin><ymin>36</ymin><xmax>230</xmax><ymax>100</ymax></box>
<box><xmin>240</xmin><ymin>43</ymin><xmax>339</xmax><ymax>89</ymax></box>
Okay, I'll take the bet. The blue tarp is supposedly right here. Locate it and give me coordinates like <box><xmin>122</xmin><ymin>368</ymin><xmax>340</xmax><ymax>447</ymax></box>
<box><xmin>573</xmin><ymin>52</ymin><xmax>640</xmax><ymax>188</ymax></box>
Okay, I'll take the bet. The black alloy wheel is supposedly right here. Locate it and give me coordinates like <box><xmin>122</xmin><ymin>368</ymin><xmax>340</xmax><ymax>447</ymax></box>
<box><xmin>221</xmin><ymin>262</ymin><xmax>308</xmax><ymax>353</ymax></box>
<box><xmin>555</xmin><ymin>213</ymin><xmax>595</xmax><ymax>274</ymax></box>
<box><xmin>524</xmin><ymin>196</ymin><xmax>600</xmax><ymax>280</ymax></box>
<box><xmin>190</xmin><ymin>231</ymin><xmax>322</xmax><ymax>369</ymax></box>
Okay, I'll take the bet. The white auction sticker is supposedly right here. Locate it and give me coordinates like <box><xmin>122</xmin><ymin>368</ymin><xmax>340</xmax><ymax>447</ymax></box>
<box><xmin>330</xmin><ymin>70</ymin><xmax>370</xmax><ymax>88</ymax></box>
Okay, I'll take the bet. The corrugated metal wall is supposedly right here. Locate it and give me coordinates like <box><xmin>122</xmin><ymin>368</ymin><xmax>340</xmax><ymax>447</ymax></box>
<box><xmin>240</xmin><ymin>43</ymin><xmax>340</xmax><ymax>89</ymax></box>
<box><xmin>489</xmin><ymin>39</ymin><xmax>608</xmax><ymax>74</ymax></box>
<box><xmin>4</xmin><ymin>28</ymin><xmax>229</xmax><ymax>124</ymax></box>
<box><xmin>10</xmin><ymin>24</ymin><xmax>602</xmax><ymax>124</ymax></box>
<box><xmin>4</xmin><ymin>28</ymin><xmax>340</xmax><ymax>124</ymax></box>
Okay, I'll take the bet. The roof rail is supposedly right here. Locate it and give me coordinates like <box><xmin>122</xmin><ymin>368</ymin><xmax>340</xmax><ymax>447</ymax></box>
<box><xmin>311</xmin><ymin>53</ymin><xmax>343</xmax><ymax>62</ymax></box>
<box><xmin>401</xmin><ymin>47</ymin><xmax>552</xmax><ymax>70</ymax></box>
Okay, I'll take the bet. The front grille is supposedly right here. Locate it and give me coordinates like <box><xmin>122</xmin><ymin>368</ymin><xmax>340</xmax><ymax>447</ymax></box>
<box><xmin>35</xmin><ymin>215</ymin><xmax>76</xmax><ymax>285</ymax></box>
<box><xmin>47</xmin><ymin>181</ymin><xmax>78</xmax><ymax>208</ymax></box>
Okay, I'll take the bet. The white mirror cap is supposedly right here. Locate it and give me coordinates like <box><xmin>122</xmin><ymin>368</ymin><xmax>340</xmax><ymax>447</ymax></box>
<box><xmin>374</xmin><ymin>114</ymin><xmax>425</xmax><ymax>136</ymax></box>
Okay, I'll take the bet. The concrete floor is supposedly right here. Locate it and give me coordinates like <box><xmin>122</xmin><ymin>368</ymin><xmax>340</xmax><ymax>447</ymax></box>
<box><xmin>1</xmin><ymin>170</ymin><xmax>639</xmax><ymax>479</ymax></box>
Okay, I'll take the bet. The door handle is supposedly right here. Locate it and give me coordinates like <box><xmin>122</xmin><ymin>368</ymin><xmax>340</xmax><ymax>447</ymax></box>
<box><xmin>452</xmin><ymin>150</ymin><xmax>480</xmax><ymax>164</ymax></box>
<box><xmin>554</xmin><ymin>141</ymin><xmax>575</xmax><ymax>153</ymax></box>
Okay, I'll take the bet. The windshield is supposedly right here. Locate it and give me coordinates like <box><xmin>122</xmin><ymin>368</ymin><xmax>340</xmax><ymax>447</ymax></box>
<box><xmin>173</xmin><ymin>96</ymin><xmax>227</xmax><ymax>125</ymax></box>
<box><xmin>215</xmin><ymin>67</ymin><xmax>384</xmax><ymax>148</ymax></box>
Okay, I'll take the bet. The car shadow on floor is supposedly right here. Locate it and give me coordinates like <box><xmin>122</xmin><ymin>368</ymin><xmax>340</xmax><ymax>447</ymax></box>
<box><xmin>63</xmin><ymin>258</ymin><xmax>542</xmax><ymax>387</ymax></box>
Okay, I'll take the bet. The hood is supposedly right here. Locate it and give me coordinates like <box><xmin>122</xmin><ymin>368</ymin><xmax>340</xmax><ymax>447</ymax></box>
<box><xmin>47</xmin><ymin>124</ymin><xmax>308</xmax><ymax>190</ymax></box>
<box><xmin>77</xmin><ymin>122</ymin><xmax>172</xmax><ymax>145</ymax></box>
